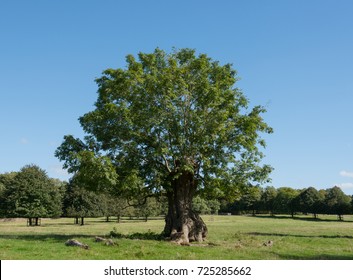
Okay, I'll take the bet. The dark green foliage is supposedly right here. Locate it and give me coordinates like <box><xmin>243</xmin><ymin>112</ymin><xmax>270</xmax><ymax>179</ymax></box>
<box><xmin>229</xmin><ymin>185</ymin><xmax>351</xmax><ymax>220</ymax></box>
<box><xmin>260</xmin><ymin>186</ymin><xmax>278</xmax><ymax>215</ymax></box>
<box><xmin>99</xmin><ymin>194</ymin><xmax>130</xmax><ymax>222</ymax></box>
<box><xmin>134</xmin><ymin>197</ymin><xmax>164</xmax><ymax>221</ymax></box>
<box><xmin>293</xmin><ymin>187</ymin><xmax>325</xmax><ymax>218</ymax></box>
<box><xmin>62</xmin><ymin>178</ymin><xmax>103</xmax><ymax>224</ymax></box>
<box><xmin>273</xmin><ymin>187</ymin><xmax>300</xmax><ymax>217</ymax></box>
<box><xmin>56</xmin><ymin>48</ymin><xmax>273</xmax><ymax>196</ymax></box>
<box><xmin>0</xmin><ymin>165</ymin><xmax>63</xmax><ymax>220</ymax></box>
<box><xmin>192</xmin><ymin>196</ymin><xmax>220</xmax><ymax>214</ymax></box>
<box><xmin>206</xmin><ymin>198</ymin><xmax>221</xmax><ymax>215</ymax></box>
<box><xmin>0</xmin><ymin>172</ymin><xmax>17</xmax><ymax>217</ymax></box>
<box><xmin>192</xmin><ymin>196</ymin><xmax>211</xmax><ymax>214</ymax></box>
<box><xmin>324</xmin><ymin>186</ymin><xmax>351</xmax><ymax>220</ymax></box>
<box><xmin>237</xmin><ymin>186</ymin><xmax>262</xmax><ymax>215</ymax></box>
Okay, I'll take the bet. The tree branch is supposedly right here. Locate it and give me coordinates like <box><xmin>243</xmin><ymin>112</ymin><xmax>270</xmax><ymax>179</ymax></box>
<box><xmin>162</xmin><ymin>154</ymin><xmax>172</xmax><ymax>173</ymax></box>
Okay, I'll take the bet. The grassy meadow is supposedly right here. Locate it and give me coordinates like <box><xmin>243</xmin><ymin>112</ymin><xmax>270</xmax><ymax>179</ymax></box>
<box><xmin>1</xmin><ymin>215</ymin><xmax>353</xmax><ymax>260</ymax></box>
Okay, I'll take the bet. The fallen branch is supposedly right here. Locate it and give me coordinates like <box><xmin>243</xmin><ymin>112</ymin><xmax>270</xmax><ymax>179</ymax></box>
<box><xmin>94</xmin><ymin>236</ymin><xmax>116</xmax><ymax>246</ymax></box>
<box><xmin>65</xmin><ymin>239</ymin><xmax>89</xmax><ymax>249</ymax></box>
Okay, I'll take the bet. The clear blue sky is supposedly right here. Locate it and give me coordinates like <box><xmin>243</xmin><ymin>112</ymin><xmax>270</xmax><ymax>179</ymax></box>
<box><xmin>1</xmin><ymin>0</ymin><xmax>353</xmax><ymax>194</ymax></box>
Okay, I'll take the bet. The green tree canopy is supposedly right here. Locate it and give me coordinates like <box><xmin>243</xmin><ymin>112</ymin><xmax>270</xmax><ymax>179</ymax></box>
<box><xmin>273</xmin><ymin>187</ymin><xmax>300</xmax><ymax>217</ymax></box>
<box><xmin>260</xmin><ymin>186</ymin><xmax>277</xmax><ymax>215</ymax></box>
<box><xmin>62</xmin><ymin>177</ymin><xmax>103</xmax><ymax>225</ymax></box>
<box><xmin>56</xmin><ymin>48</ymin><xmax>272</xmax><ymax>243</ymax></box>
<box><xmin>2</xmin><ymin>165</ymin><xmax>63</xmax><ymax>221</ymax></box>
<box><xmin>294</xmin><ymin>187</ymin><xmax>324</xmax><ymax>218</ymax></box>
<box><xmin>0</xmin><ymin>172</ymin><xmax>17</xmax><ymax>217</ymax></box>
<box><xmin>324</xmin><ymin>186</ymin><xmax>351</xmax><ymax>220</ymax></box>
<box><xmin>233</xmin><ymin>185</ymin><xmax>262</xmax><ymax>215</ymax></box>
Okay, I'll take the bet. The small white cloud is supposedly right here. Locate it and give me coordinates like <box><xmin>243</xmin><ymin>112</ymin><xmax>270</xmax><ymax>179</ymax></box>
<box><xmin>339</xmin><ymin>170</ymin><xmax>353</xmax><ymax>178</ymax></box>
<box><xmin>20</xmin><ymin>138</ymin><xmax>29</xmax><ymax>144</ymax></box>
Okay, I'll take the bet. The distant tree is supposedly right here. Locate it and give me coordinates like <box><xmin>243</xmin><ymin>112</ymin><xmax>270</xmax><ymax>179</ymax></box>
<box><xmin>294</xmin><ymin>187</ymin><xmax>324</xmax><ymax>219</ymax></box>
<box><xmin>239</xmin><ymin>186</ymin><xmax>262</xmax><ymax>215</ymax></box>
<box><xmin>55</xmin><ymin>48</ymin><xmax>273</xmax><ymax>244</ymax></box>
<box><xmin>135</xmin><ymin>197</ymin><xmax>161</xmax><ymax>221</ymax></box>
<box><xmin>192</xmin><ymin>196</ymin><xmax>211</xmax><ymax>215</ymax></box>
<box><xmin>206</xmin><ymin>198</ymin><xmax>221</xmax><ymax>215</ymax></box>
<box><xmin>0</xmin><ymin>181</ymin><xmax>5</xmax><ymax>217</ymax></box>
<box><xmin>48</xmin><ymin>178</ymin><xmax>65</xmax><ymax>217</ymax></box>
<box><xmin>0</xmin><ymin>172</ymin><xmax>17</xmax><ymax>217</ymax></box>
<box><xmin>325</xmin><ymin>186</ymin><xmax>351</xmax><ymax>221</ymax></box>
<box><xmin>113</xmin><ymin>198</ymin><xmax>131</xmax><ymax>223</ymax></box>
<box><xmin>260</xmin><ymin>186</ymin><xmax>277</xmax><ymax>215</ymax></box>
<box><xmin>2</xmin><ymin>165</ymin><xmax>63</xmax><ymax>225</ymax></box>
<box><xmin>124</xmin><ymin>204</ymin><xmax>136</xmax><ymax>220</ymax></box>
<box><xmin>230</xmin><ymin>186</ymin><xmax>261</xmax><ymax>215</ymax></box>
<box><xmin>191</xmin><ymin>196</ymin><xmax>220</xmax><ymax>215</ymax></box>
<box><xmin>0</xmin><ymin>182</ymin><xmax>6</xmax><ymax>217</ymax></box>
<box><xmin>273</xmin><ymin>187</ymin><xmax>300</xmax><ymax>217</ymax></box>
<box><xmin>62</xmin><ymin>178</ymin><xmax>102</xmax><ymax>225</ymax></box>
<box><xmin>99</xmin><ymin>194</ymin><xmax>128</xmax><ymax>222</ymax></box>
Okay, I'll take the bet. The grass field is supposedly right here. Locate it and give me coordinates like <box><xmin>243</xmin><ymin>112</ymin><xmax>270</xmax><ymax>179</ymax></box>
<box><xmin>1</xmin><ymin>215</ymin><xmax>353</xmax><ymax>260</ymax></box>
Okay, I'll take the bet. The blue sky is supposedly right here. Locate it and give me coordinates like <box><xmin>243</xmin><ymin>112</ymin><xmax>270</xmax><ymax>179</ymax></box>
<box><xmin>1</xmin><ymin>0</ymin><xmax>353</xmax><ymax>194</ymax></box>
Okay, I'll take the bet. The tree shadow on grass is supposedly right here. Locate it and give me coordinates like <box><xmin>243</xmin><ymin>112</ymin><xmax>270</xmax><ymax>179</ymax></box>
<box><xmin>0</xmin><ymin>229</ymin><xmax>164</xmax><ymax>243</ymax></box>
<box><xmin>252</xmin><ymin>215</ymin><xmax>353</xmax><ymax>223</ymax></box>
<box><xmin>248</xmin><ymin>232</ymin><xmax>353</xmax><ymax>239</ymax></box>
<box><xmin>0</xmin><ymin>233</ymin><xmax>96</xmax><ymax>242</ymax></box>
<box><xmin>273</xmin><ymin>252</ymin><xmax>353</xmax><ymax>260</ymax></box>
<box><xmin>262</xmin><ymin>250</ymin><xmax>353</xmax><ymax>260</ymax></box>
<box><xmin>109</xmin><ymin>228</ymin><xmax>164</xmax><ymax>241</ymax></box>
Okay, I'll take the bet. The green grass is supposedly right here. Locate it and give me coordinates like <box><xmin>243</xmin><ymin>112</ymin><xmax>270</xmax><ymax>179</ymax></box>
<box><xmin>1</xmin><ymin>215</ymin><xmax>353</xmax><ymax>259</ymax></box>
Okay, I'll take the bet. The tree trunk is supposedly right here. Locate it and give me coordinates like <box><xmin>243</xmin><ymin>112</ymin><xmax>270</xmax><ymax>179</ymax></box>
<box><xmin>163</xmin><ymin>171</ymin><xmax>208</xmax><ymax>244</ymax></box>
<box><xmin>81</xmin><ymin>217</ymin><xmax>85</xmax><ymax>226</ymax></box>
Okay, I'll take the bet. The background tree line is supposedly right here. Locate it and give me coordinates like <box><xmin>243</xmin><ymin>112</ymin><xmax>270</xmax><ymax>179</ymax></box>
<box><xmin>1</xmin><ymin>165</ymin><xmax>352</xmax><ymax>224</ymax></box>
<box><xmin>0</xmin><ymin>164</ymin><xmax>219</xmax><ymax>225</ymax></box>
<box><xmin>223</xmin><ymin>185</ymin><xmax>352</xmax><ymax>220</ymax></box>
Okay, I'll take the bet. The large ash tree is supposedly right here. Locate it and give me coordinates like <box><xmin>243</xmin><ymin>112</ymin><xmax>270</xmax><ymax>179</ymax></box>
<box><xmin>56</xmin><ymin>48</ymin><xmax>272</xmax><ymax>244</ymax></box>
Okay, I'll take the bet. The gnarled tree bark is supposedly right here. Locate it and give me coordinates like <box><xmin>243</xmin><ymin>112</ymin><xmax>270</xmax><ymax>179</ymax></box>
<box><xmin>163</xmin><ymin>170</ymin><xmax>208</xmax><ymax>244</ymax></box>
